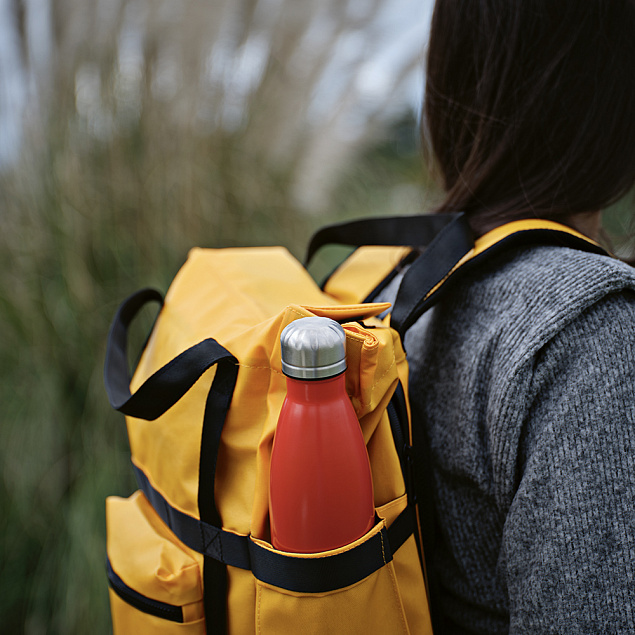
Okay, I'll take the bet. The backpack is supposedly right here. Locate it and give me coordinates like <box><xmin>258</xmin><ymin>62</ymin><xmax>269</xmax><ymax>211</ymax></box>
<box><xmin>103</xmin><ymin>213</ymin><xmax>604</xmax><ymax>634</ymax></box>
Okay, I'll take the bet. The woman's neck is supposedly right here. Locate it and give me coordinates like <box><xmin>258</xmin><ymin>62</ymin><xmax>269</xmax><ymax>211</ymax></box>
<box><xmin>566</xmin><ymin>211</ymin><xmax>602</xmax><ymax>241</ymax></box>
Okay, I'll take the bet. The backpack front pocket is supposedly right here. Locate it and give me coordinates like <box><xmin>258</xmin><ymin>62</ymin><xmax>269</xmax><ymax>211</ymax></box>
<box><xmin>250</xmin><ymin>494</ymin><xmax>431</xmax><ymax>635</ymax></box>
<box><xmin>253</xmin><ymin>529</ymin><xmax>409</xmax><ymax>635</ymax></box>
<box><xmin>106</xmin><ymin>491</ymin><xmax>206</xmax><ymax>634</ymax></box>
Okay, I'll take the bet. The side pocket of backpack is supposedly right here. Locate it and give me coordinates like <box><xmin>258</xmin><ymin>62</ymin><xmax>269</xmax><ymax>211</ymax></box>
<box><xmin>251</xmin><ymin>494</ymin><xmax>432</xmax><ymax>635</ymax></box>
<box><xmin>106</xmin><ymin>491</ymin><xmax>206</xmax><ymax>634</ymax></box>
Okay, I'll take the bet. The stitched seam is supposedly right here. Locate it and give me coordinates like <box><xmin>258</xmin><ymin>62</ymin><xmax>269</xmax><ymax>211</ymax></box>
<box><xmin>379</xmin><ymin>527</ymin><xmax>387</xmax><ymax>565</ymax></box>
<box><xmin>289</xmin><ymin>307</ymin><xmax>308</xmax><ymax>319</ymax></box>
<box><xmin>388</xmin><ymin>562</ymin><xmax>409</xmax><ymax>634</ymax></box>
<box><xmin>199</xmin><ymin>523</ymin><xmax>205</xmax><ymax>556</ymax></box>
<box><xmin>238</xmin><ymin>364</ymin><xmax>284</xmax><ymax>376</ymax></box>
<box><xmin>379</xmin><ymin>526</ymin><xmax>409</xmax><ymax>634</ymax></box>
<box><xmin>200</xmin><ymin>523</ymin><xmax>223</xmax><ymax>562</ymax></box>
<box><xmin>367</xmin><ymin>345</ymin><xmax>397</xmax><ymax>408</ymax></box>
<box><xmin>259</xmin><ymin>527</ymin><xmax>382</xmax><ymax>560</ymax></box>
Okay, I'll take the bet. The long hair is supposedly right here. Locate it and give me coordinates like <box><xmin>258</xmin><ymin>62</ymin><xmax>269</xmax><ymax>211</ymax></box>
<box><xmin>423</xmin><ymin>0</ymin><xmax>635</xmax><ymax>235</ymax></box>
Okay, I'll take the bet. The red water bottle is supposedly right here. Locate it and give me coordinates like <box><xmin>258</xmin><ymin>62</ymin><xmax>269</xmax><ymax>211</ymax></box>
<box><xmin>269</xmin><ymin>317</ymin><xmax>375</xmax><ymax>553</ymax></box>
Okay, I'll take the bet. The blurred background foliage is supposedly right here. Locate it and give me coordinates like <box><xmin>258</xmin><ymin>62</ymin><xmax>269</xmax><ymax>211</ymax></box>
<box><xmin>0</xmin><ymin>0</ymin><xmax>632</xmax><ymax>633</ymax></box>
<box><xmin>0</xmin><ymin>0</ymin><xmax>433</xmax><ymax>632</ymax></box>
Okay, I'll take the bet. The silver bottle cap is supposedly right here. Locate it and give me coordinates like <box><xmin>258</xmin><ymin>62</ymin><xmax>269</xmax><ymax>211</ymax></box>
<box><xmin>280</xmin><ymin>317</ymin><xmax>347</xmax><ymax>380</ymax></box>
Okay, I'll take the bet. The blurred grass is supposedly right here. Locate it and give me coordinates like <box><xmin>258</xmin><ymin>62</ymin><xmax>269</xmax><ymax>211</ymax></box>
<box><xmin>0</xmin><ymin>81</ymin><xmax>425</xmax><ymax>633</ymax></box>
<box><xmin>0</xmin><ymin>2</ymin><xmax>426</xmax><ymax>631</ymax></box>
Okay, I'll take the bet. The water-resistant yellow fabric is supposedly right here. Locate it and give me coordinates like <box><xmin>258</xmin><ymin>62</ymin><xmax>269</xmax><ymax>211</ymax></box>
<box><xmin>250</xmin><ymin>495</ymin><xmax>430</xmax><ymax>635</ymax></box>
<box><xmin>106</xmin><ymin>492</ymin><xmax>205</xmax><ymax>632</ymax></box>
<box><xmin>323</xmin><ymin>245</ymin><xmax>411</xmax><ymax>304</ymax></box>
<box><xmin>115</xmin><ymin>245</ymin><xmax>431</xmax><ymax>633</ymax></box>
<box><xmin>128</xmin><ymin>247</ymin><xmax>407</xmax><ymax>532</ymax></box>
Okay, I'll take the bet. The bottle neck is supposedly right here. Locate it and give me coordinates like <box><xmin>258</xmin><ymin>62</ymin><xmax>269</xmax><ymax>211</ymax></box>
<box><xmin>284</xmin><ymin>372</ymin><xmax>347</xmax><ymax>403</ymax></box>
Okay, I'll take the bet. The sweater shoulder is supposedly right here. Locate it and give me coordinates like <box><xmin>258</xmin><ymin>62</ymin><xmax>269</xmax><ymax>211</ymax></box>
<box><xmin>466</xmin><ymin>244</ymin><xmax>635</xmax><ymax>303</ymax></box>
<box><xmin>454</xmin><ymin>245</ymin><xmax>635</xmax><ymax>358</ymax></box>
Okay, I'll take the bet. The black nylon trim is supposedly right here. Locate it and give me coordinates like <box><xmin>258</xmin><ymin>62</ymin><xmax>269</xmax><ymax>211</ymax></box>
<box><xmin>197</xmin><ymin>337</ymin><xmax>239</xmax><ymax>635</ymax></box>
<box><xmin>134</xmin><ymin>464</ymin><xmax>416</xmax><ymax>594</ymax></box>
<box><xmin>104</xmin><ymin>288</ymin><xmax>164</xmax><ymax>415</ymax></box>
<box><xmin>249</xmin><ymin>506</ymin><xmax>416</xmax><ymax>593</ymax></box>
<box><xmin>133</xmin><ymin>464</ymin><xmax>252</xmax><ymax>569</ymax></box>
<box><xmin>106</xmin><ymin>556</ymin><xmax>185</xmax><ymax>623</ymax></box>
<box><xmin>203</xmin><ymin>556</ymin><xmax>227</xmax><ymax>635</ymax></box>
<box><xmin>391</xmin><ymin>214</ymin><xmax>473</xmax><ymax>337</ymax></box>
<box><xmin>248</xmin><ymin>524</ymin><xmax>392</xmax><ymax>593</ymax></box>
<box><xmin>305</xmin><ymin>213</ymin><xmax>463</xmax><ymax>266</ymax></box>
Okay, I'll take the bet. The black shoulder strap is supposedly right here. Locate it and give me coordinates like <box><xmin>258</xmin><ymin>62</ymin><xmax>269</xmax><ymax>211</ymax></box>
<box><xmin>306</xmin><ymin>212</ymin><xmax>608</xmax><ymax>339</ymax></box>
<box><xmin>391</xmin><ymin>221</ymin><xmax>608</xmax><ymax>337</ymax></box>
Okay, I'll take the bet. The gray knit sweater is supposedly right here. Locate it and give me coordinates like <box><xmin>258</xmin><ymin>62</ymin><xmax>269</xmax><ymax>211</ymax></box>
<box><xmin>385</xmin><ymin>244</ymin><xmax>635</xmax><ymax>634</ymax></box>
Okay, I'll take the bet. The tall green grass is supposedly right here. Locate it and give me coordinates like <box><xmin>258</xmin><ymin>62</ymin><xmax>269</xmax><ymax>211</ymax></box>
<box><xmin>0</xmin><ymin>91</ymin><xmax>424</xmax><ymax>633</ymax></box>
<box><xmin>0</xmin><ymin>3</ymin><xmax>426</xmax><ymax>632</ymax></box>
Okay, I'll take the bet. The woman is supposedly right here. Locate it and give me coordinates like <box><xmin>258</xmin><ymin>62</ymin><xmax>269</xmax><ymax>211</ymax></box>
<box><xmin>407</xmin><ymin>1</ymin><xmax>635</xmax><ymax>632</ymax></box>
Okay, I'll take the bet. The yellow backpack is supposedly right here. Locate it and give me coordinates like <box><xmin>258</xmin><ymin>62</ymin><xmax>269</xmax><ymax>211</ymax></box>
<box><xmin>103</xmin><ymin>213</ymin><xmax>603</xmax><ymax>634</ymax></box>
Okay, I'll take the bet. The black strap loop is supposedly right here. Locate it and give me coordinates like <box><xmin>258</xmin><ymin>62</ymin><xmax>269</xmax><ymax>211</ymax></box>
<box><xmin>104</xmin><ymin>288</ymin><xmax>238</xmax><ymax>421</ymax></box>
<box><xmin>104</xmin><ymin>288</ymin><xmax>164</xmax><ymax>416</ymax></box>
<box><xmin>305</xmin><ymin>213</ymin><xmax>465</xmax><ymax>266</ymax></box>
<box><xmin>104</xmin><ymin>288</ymin><xmax>240</xmax><ymax>635</ymax></box>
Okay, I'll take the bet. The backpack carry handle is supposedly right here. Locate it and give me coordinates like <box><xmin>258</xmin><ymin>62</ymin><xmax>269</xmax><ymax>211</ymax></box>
<box><xmin>104</xmin><ymin>287</ymin><xmax>240</xmax><ymax>633</ymax></box>
<box><xmin>104</xmin><ymin>287</ymin><xmax>238</xmax><ymax>421</ymax></box>
<box><xmin>304</xmin><ymin>212</ymin><xmax>467</xmax><ymax>266</ymax></box>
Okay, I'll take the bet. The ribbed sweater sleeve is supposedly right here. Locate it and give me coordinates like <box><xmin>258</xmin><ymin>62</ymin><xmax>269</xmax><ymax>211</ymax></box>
<box><xmin>502</xmin><ymin>292</ymin><xmax>635</xmax><ymax>633</ymax></box>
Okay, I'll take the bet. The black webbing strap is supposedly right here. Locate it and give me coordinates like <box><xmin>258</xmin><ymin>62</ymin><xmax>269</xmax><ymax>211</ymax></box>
<box><xmin>133</xmin><ymin>464</ymin><xmax>251</xmax><ymax>568</ymax></box>
<box><xmin>389</xmin><ymin>214</ymin><xmax>473</xmax><ymax>337</ymax></box>
<box><xmin>104</xmin><ymin>288</ymin><xmax>239</xmax><ymax>634</ymax></box>
<box><xmin>391</xmin><ymin>224</ymin><xmax>609</xmax><ymax>339</ymax></box>
<box><xmin>134</xmin><ymin>459</ymin><xmax>417</xmax><ymax>593</ymax></box>
<box><xmin>106</xmin><ymin>556</ymin><xmax>185</xmax><ymax>623</ymax></box>
<box><xmin>249</xmin><ymin>503</ymin><xmax>415</xmax><ymax>593</ymax></box>
<box><xmin>198</xmin><ymin>352</ymin><xmax>239</xmax><ymax>634</ymax></box>
<box><xmin>304</xmin><ymin>213</ymin><xmax>466</xmax><ymax>267</ymax></box>
<box><xmin>104</xmin><ymin>288</ymin><xmax>238</xmax><ymax>422</ymax></box>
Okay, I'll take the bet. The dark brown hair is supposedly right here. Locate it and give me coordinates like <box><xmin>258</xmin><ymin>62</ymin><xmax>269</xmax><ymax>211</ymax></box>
<box><xmin>423</xmin><ymin>0</ymin><xmax>635</xmax><ymax>235</ymax></box>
